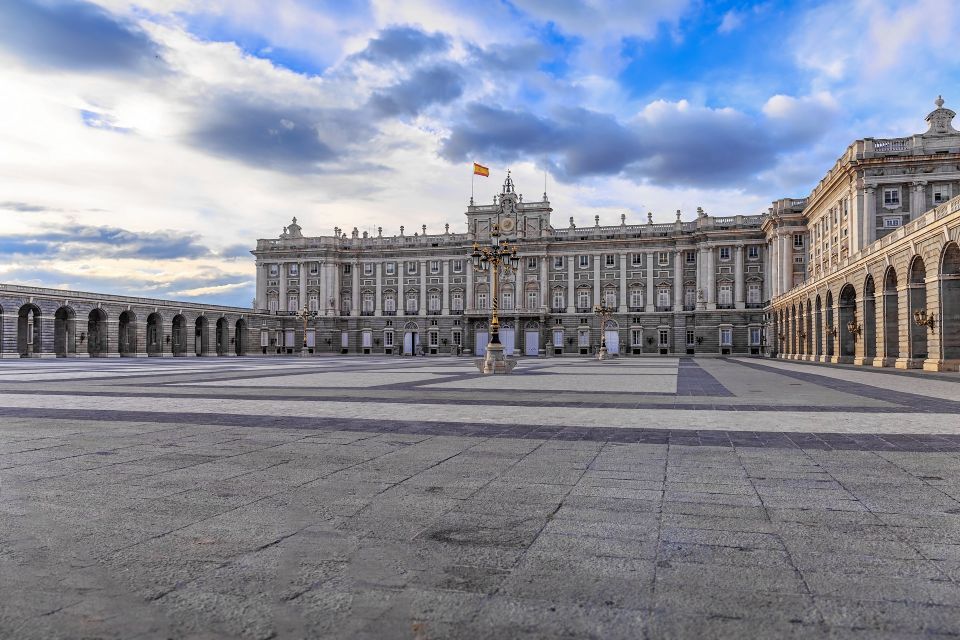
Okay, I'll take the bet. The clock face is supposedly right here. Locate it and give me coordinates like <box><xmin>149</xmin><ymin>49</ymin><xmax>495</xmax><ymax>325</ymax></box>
<box><xmin>500</xmin><ymin>217</ymin><xmax>516</xmax><ymax>233</ymax></box>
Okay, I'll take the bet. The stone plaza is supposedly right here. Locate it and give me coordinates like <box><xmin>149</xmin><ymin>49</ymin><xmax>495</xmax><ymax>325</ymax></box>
<box><xmin>2</xmin><ymin>355</ymin><xmax>960</xmax><ymax>639</ymax></box>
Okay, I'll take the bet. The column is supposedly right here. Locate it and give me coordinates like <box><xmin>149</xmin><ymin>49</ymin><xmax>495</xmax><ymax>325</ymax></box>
<box><xmin>619</xmin><ymin>253</ymin><xmax>628</xmax><ymax>312</ymax></box>
<box><xmin>592</xmin><ymin>254</ymin><xmax>601</xmax><ymax>305</ymax></box>
<box><xmin>706</xmin><ymin>247</ymin><xmax>716</xmax><ymax>310</ymax></box>
<box><xmin>256</xmin><ymin>263</ymin><xmax>267</xmax><ymax>310</ymax></box>
<box><xmin>298</xmin><ymin>261</ymin><xmax>306</xmax><ymax>311</ymax></box>
<box><xmin>517</xmin><ymin>256</ymin><xmax>525</xmax><ymax>310</ymax></box>
<box><xmin>673</xmin><ymin>249</ymin><xmax>682</xmax><ymax>310</ymax></box>
<box><xmin>350</xmin><ymin>262</ymin><xmax>359</xmax><ymax>317</ymax></box>
<box><xmin>696</xmin><ymin>247</ymin><xmax>705</xmax><ymax>309</ymax></box>
<box><xmin>540</xmin><ymin>256</ymin><xmax>548</xmax><ymax>312</ymax></box>
<box><xmin>780</xmin><ymin>235</ymin><xmax>793</xmax><ymax>296</ymax></box>
<box><xmin>763</xmin><ymin>242</ymin><xmax>772</xmax><ymax>301</ymax></box>
<box><xmin>419</xmin><ymin>259</ymin><xmax>427</xmax><ymax>315</ymax></box>
<box><xmin>466</xmin><ymin>260</ymin><xmax>474</xmax><ymax>311</ymax></box>
<box><xmin>566</xmin><ymin>256</ymin><xmax>575</xmax><ymax>313</ymax></box>
<box><xmin>770</xmin><ymin>238</ymin><xmax>779</xmax><ymax>299</ymax></box>
<box><xmin>279</xmin><ymin>262</ymin><xmax>287</xmax><ymax>312</ymax></box>
<box><xmin>398</xmin><ymin>260</ymin><xmax>405</xmax><ymax>315</ymax></box>
<box><xmin>734</xmin><ymin>244</ymin><xmax>745</xmax><ymax>309</ymax></box>
<box><xmin>318</xmin><ymin>261</ymin><xmax>328</xmax><ymax>315</ymax></box>
<box><xmin>863</xmin><ymin>186</ymin><xmax>876</xmax><ymax>247</ymax></box>
<box><xmin>375</xmin><ymin>262</ymin><xmax>383</xmax><ymax>316</ymax></box>
<box><xmin>645</xmin><ymin>253</ymin><xmax>654</xmax><ymax>312</ymax></box>
<box><xmin>442</xmin><ymin>260</ymin><xmax>450</xmax><ymax>314</ymax></box>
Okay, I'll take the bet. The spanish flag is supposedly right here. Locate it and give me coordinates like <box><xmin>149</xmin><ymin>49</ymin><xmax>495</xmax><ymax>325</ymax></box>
<box><xmin>473</xmin><ymin>163</ymin><xmax>489</xmax><ymax>177</ymax></box>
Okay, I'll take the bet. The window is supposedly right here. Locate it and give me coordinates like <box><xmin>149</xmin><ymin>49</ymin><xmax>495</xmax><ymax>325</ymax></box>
<box><xmin>452</xmin><ymin>292</ymin><xmax>463</xmax><ymax>311</ymax></box>
<box><xmin>933</xmin><ymin>184</ymin><xmax>952</xmax><ymax>204</ymax></box>
<box><xmin>269</xmin><ymin>264</ymin><xmax>279</xmax><ymax>277</ymax></box>
<box><xmin>309</xmin><ymin>263</ymin><xmax>319</xmax><ymax>275</ymax></box>
<box><xmin>605</xmin><ymin>254</ymin><xmax>615</xmax><ymax>267</ymax></box>
<box><xmin>658</xmin><ymin>252</ymin><xmax>669</xmax><ymax>266</ymax></box>
<box><xmin>405</xmin><ymin>294</ymin><xmax>417</xmax><ymax>312</ymax></box>
<box><xmin>287</xmin><ymin>294</ymin><xmax>299</xmax><ymax>312</ymax></box>
<box><xmin>429</xmin><ymin>292</ymin><xmax>440</xmax><ymax>312</ymax></box>
<box><xmin>883</xmin><ymin>217</ymin><xmax>902</xmax><ymax>228</ymax></box>
<box><xmin>883</xmin><ymin>188</ymin><xmax>901</xmax><ymax>207</ymax></box>
<box><xmin>527</xmin><ymin>291</ymin><xmax>538</xmax><ymax>309</ymax></box>
<box><xmin>578</xmin><ymin>330</ymin><xmax>590</xmax><ymax>347</ymax></box>
<box><xmin>632</xmin><ymin>254</ymin><xmax>643</xmax><ymax>266</ymax></box>
<box><xmin>363</xmin><ymin>263</ymin><xmax>373</xmax><ymax>276</ymax></box>
<box><xmin>429</xmin><ymin>332</ymin><xmax>438</xmax><ymax>347</ymax></box>
<box><xmin>686</xmin><ymin>251</ymin><xmax>696</xmax><ymax>264</ymax></box>
<box><xmin>719</xmin><ymin>247</ymin><xmax>731</xmax><ymax>261</ymax></box>
<box><xmin>452</xmin><ymin>331</ymin><xmax>462</xmax><ymax>346</ymax></box>
<box><xmin>289</xmin><ymin>263</ymin><xmax>299</xmax><ymax>276</ymax></box>
<box><xmin>685</xmin><ymin>287</ymin><xmax>696</xmax><ymax>308</ymax></box>
<box><xmin>631</xmin><ymin>329</ymin><xmax>642</xmax><ymax>346</ymax></box>
<box><xmin>343</xmin><ymin>264</ymin><xmax>351</xmax><ymax>275</ymax></box>
<box><xmin>384</xmin><ymin>331</ymin><xmax>394</xmax><ymax>347</ymax></box>
<box><xmin>553</xmin><ymin>328</ymin><xmax>565</xmax><ymax>347</ymax></box>
<box><xmin>686</xmin><ymin>330</ymin><xmax>695</xmax><ymax>346</ymax></box>
<box><xmin>385</xmin><ymin>262</ymin><xmax>396</xmax><ymax>276</ymax></box>
<box><xmin>384</xmin><ymin>295</ymin><xmax>396</xmax><ymax>312</ymax></box>
<box><xmin>718</xmin><ymin>284</ymin><xmax>732</xmax><ymax>306</ymax></box>
<box><xmin>749</xmin><ymin>327</ymin><xmax>762</xmax><ymax>346</ymax></box>
<box><xmin>502</xmin><ymin>291</ymin><xmax>513</xmax><ymax>310</ymax></box>
<box><xmin>268</xmin><ymin>296</ymin><xmax>278</xmax><ymax>312</ymax></box>
<box><xmin>747</xmin><ymin>284</ymin><xmax>761</xmax><ymax>304</ymax></box>
<box><xmin>604</xmin><ymin>289</ymin><xmax>617</xmax><ymax>307</ymax></box>
<box><xmin>657</xmin><ymin>287</ymin><xmax>670</xmax><ymax>309</ymax></box>
<box><xmin>630</xmin><ymin>289</ymin><xmax>644</xmax><ymax>308</ymax></box>
<box><xmin>793</xmin><ymin>234</ymin><xmax>804</xmax><ymax>248</ymax></box>
<box><xmin>430</xmin><ymin>261</ymin><xmax>440</xmax><ymax>274</ymax></box>
<box><xmin>407</xmin><ymin>262</ymin><xmax>417</xmax><ymax>274</ymax></box>
<box><xmin>794</xmin><ymin>256</ymin><xmax>805</xmax><ymax>264</ymax></box>
<box><xmin>362</xmin><ymin>293</ymin><xmax>374</xmax><ymax>313</ymax></box>
<box><xmin>578</xmin><ymin>255</ymin><xmax>589</xmax><ymax>268</ymax></box>
<box><xmin>308</xmin><ymin>293</ymin><xmax>318</xmax><ymax>312</ymax></box>
<box><xmin>452</xmin><ymin>259</ymin><xmax>463</xmax><ymax>273</ymax></box>
<box><xmin>748</xmin><ymin>245</ymin><xmax>759</xmax><ymax>260</ymax></box>
<box><xmin>527</xmin><ymin>257</ymin><xmax>538</xmax><ymax>269</ymax></box>
<box><xmin>719</xmin><ymin>327</ymin><xmax>732</xmax><ymax>346</ymax></box>
<box><xmin>477</xmin><ymin>292</ymin><xmax>488</xmax><ymax>309</ymax></box>
<box><xmin>340</xmin><ymin>297</ymin><xmax>350</xmax><ymax>314</ymax></box>
<box><xmin>577</xmin><ymin>290</ymin><xmax>591</xmax><ymax>309</ymax></box>
<box><xmin>554</xmin><ymin>256</ymin><xmax>564</xmax><ymax>269</ymax></box>
<box><xmin>658</xmin><ymin>329</ymin><xmax>669</xmax><ymax>347</ymax></box>
<box><xmin>552</xmin><ymin>290</ymin><xmax>565</xmax><ymax>310</ymax></box>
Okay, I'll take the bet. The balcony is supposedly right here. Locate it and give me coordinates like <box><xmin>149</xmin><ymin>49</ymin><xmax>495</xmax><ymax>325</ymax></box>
<box><xmin>629</xmin><ymin>306</ymin><xmax>644</xmax><ymax>312</ymax></box>
<box><xmin>683</xmin><ymin>304</ymin><xmax>696</xmax><ymax>311</ymax></box>
<box><xmin>360</xmin><ymin>310</ymin><xmax>374</xmax><ymax>316</ymax></box>
<box><xmin>551</xmin><ymin>307</ymin><xmax>566</xmax><ymax>313</ymax></box>
<box><xmin>576</xmin><ymin>307</ymin><xmax>592</xmax><ymax>313</ymax></box>
<box><xmin>427</xmin><ymin>309</ymin><xmax>441</xmax><ymax>315</ymax></box>
<box><xmin>655</xmin><ymin>306</ymin><xmax>672</xmax><ymax>312</ymax></box>
<box><xmin>450</xmin><ymin>309</ymin><xmax>464</xmax><ymax>315</ymax></box>
<box><xmin>746</xmin><ymin>303</ymin><xmax>764</xmax><ymax>309</ymax></box>
<box><xmin>717</xmin><ymin>304</ymin><xmax>734</xmax><ymax>310</ymax></box>
<box><xmin>383</xmin><ymin>310</ymin><xmax>397</xmax><ymax>316</ymax></box>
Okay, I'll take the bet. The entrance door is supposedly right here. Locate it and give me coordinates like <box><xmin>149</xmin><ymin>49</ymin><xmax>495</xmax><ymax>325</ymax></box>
<box><xmin>501</xmin><ymin>327</ymin><xmax>515</xmax><ymax>356</ymax></box>
<box><xmin>605</xmin><ymin>330</ymin><xmax>619</xmax><ymax>355</ymax></box>
<box><xmin>404</xmin><ymin>332</ymin><xmax>413</xmax><ymax>355</ymax></box>
<box><xmin>524</xmin><ymin>331</ymin><xmax>539</xmax><ymax>356</ymax></box>
<box><xmin>475</xmin><ymin>331</ymin><xmax>488</xmax><ymax>356</ymax></box>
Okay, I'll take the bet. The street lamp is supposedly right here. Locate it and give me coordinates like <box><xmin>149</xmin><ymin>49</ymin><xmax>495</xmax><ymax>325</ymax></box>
<box><xmin>294</xmin><ymin>305</ymin><xmax>317</xmax><ymax>356</ymax></box>
<box><xmin>593</xmin><ymin>302</ymin><xmax>615</xmax><ymax>360</ymax></box>
<box><xmin>472</xmin><ymin>223</ymin><xmax>520</xmax><ymax>374</ymax></box>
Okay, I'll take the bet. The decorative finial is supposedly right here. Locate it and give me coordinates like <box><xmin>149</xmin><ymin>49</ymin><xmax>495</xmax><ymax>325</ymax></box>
<box><xmin>569</xmin><ymin>216</ymin><xmax>575</xmax><ymax>229</ymax></box>
<box><xmin>594</xmin><ymin>215</ymin><xmax>600</xmax><ymax>227</ymax></box>
<box><xmin>422</xmin><ymin>224</ymin><xmax>427</xmax><ymax>235</ymax></box>
<box><xmin>291</xmin><ymin>216</ymin><xmax>297</xmax><ymax>225</ymax></box>
<box><xmin>620</xmin><ymin>213</ymin><xmax>626</xmax><ymax>225</ymax></box>
<box><xmin>444</xmin><ymin>223</ymin><xmax>449</xmax><ymax>234</ymax></box>
<box><xmin>676</xmin><ymin>209</ymin><xmax>681</xmax><ymax>221</ymax></box>
<box><xmin>936</xmin><ymin>95</ymin><xmax>945</xmax><ymax>108</ymax></box>
<box><xmin>647</xmin><ymin>212</ymin><xmax>653</xmax><ymax>224</ymax></box>
<box><xmin>400</xmin><ymin>225</ymin><xmax>404</xmax><ymax>236</ymax></box>
<box><xmin>377</xmin><ymin>226</ymin><xmax>382</xmax><ymax>237</ymax></box>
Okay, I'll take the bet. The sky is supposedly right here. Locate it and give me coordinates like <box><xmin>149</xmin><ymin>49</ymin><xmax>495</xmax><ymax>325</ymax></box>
<box><xmin>1</xmin><ymin>0</ymin><xmax>957</xmax><ymax>307</ymax></box>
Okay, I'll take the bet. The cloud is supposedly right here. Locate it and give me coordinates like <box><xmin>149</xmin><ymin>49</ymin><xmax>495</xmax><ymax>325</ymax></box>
<box><xmin>368</xmin><ymin>64</ymin><xmax>464</xmax><ymax>118</ymax></box>
<box><xmin>718</xmin><ymin>9</ymin><xmax>743</xmax><ymax>34</ymax></box>
<box><xmin>0</xmin><ymin>0</ymin><xmax>166</xmax><ymax>73</ymax></box>
<box><xmin>0</xmin><ymin>201</ymin><xmax>50</xmax><ymax>212</ymax></box>
<box><xmin>353</xmin><ymin>26</ymin><xmax>449</xmax><ymax>64</ymax></box>
<box><xmin>0</xmin><ymin>224</ymin><xmax>214</xmax><ymax>260</ymax></box>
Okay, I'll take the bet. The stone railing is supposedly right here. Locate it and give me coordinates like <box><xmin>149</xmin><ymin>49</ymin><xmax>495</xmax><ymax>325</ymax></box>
<box><xmin>872</xmin><ymin>137</ymin><xmax>912</xmax><ymax>153</ymax></box>
<box><xmin>0</xmin><ymin>282</ymin><xmax>254</xmax><ymax>313</ymax></box>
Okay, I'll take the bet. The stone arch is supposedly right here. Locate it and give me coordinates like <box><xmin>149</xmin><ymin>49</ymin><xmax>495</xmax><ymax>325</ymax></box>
<box><xmin>883</xmin><ymin>267</ymin><xmax>899</xmax><ymax>360</ymax></box>
<box><xmin>216</xmin><ymin>317</ymin><xmax>229</xmax><ymax>356</ymax></box>
<box><xmin>908</xmin><ymin>255</ymin><xmax>928</xmax><ymax>361</ymax></box>
<box><xmin>838</xmin><ymin>283</ymin><xmax>857</xmax><ymax>359</ymax></box>
<box><xmin>863</xmin><ymin>275</ymin><xmax>876</xmax><ymax>360</ymax></box>
<box><xmin>814</xmin><ymin>295</ymin><xmax>823</xmax><ymax>357</ymax></box>
<box><xmin>825</xmin><ymin>291</ymin><xmax>835</xmax><ymax>357</ymax></box>
<box><xmin>54</xmin><ymin>306</ymin><xmax>76</xmax><ymax>357</ymax></box>
<box><xmin>235</xmin><ymin>318</ymin><xmax>247</xmax><ymax>356</ymax></box>
<box><xmin>87</xmin><ymin>308</ymin><xmax>108</xmax><ymax>357</ymax></box>
<box><xmin>171</xmin><ymin>314</ymin><xmax>187</xmax><ymax>356</ymax></box>
<box><xmin>146</xmin><ymin>313</ymin><xmax>163</xmax><ymax>357</ymax></box>
<box><xmin>940</xmin><ymin>242</ymin><xmax>960</xmax><ymax>363</ymax></box>
<box><xmin>18</xmin><ymin>303</ymin><xmax>43</xmax><ymax>357</ymax></box>
<box><xmin>118</xmin><ymin>310</ymin><xmax>138</xmax><ymax>356</ymax></box>
<box><xmin>195</xmin><ymin>315</ymin><xmax>209</xmax><ymax>356</ymax></box>
<box><xmin>524</xmin><ymin>320</ymin><xmax>540</xmax><ymax>330</ymax></box>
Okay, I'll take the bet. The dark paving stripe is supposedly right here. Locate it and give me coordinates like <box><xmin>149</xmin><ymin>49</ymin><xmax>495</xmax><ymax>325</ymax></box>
<box><xmin>2</xmin><ymin>406</ymin><xmax>959</xmax><ymax>452</ymax></box>
<box><xmin>730</xmin><ymin>358</ymin><xmax>960</xmax><ymax>413</ymax></box>
<box><xmin>676</xmin><ymin>358</ymin><xmax>733</xmax><ymax>397</ymax></box>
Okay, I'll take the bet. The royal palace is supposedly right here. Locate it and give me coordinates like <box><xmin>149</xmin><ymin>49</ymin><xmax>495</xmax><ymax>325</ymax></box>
<box><xmin>2</xmin><ymin>98</ymin><xmax>959</xmax><ymax>369</ymax></box>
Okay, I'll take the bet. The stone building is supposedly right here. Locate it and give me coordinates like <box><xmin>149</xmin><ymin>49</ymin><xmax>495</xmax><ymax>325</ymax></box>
<box><xmin>769</xmin><ymin>97</ymin><xmax>960</xmax><ymax>370</ymax></box>
<box><xmin>252</xmin><ymin>173</ymin><xmax>770</xmax><ymax>357</ymax></box>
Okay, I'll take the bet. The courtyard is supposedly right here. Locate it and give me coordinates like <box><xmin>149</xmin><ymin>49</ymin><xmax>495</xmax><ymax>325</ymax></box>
<box><xmin>1</xmin><ymin>355</ymin><xmax>960</xmax><ymax>639</ymax></box>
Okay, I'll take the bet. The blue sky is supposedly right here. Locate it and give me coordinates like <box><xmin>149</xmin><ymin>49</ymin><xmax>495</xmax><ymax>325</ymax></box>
<box><xmin>0</xmin><ymin>0</ymin><xmax>957</xmax><ymax>306</ymax></box>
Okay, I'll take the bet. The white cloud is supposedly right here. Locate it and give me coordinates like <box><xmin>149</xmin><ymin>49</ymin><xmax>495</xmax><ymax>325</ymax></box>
<box><xmin>718</xmin><ymin>9</ymin><xmax>743</xmax><ymax>34</ymax></box>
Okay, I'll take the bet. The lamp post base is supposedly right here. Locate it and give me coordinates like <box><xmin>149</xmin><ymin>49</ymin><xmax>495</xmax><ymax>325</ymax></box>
<box><xmin>597</xmin><ymin>345</ymin><xmax>613</xmax><ymax>360</ymax></box>
<box><xmin>475</xmin><ymin>342</ymin><xmax>517</xmax><ymax>374</ymax></box>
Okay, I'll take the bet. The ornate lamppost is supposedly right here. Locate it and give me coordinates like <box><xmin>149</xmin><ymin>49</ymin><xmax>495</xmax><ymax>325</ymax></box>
<box><xmin>593</xmin><ymin>302</ymin><xmax>615</xmax><ymax>360</ymax></box>
<box><xmin>471</xmin><ymin>224</ymin><xmax>520</xmax><ymax>374</ymax></box>
<box><xmin>295</xmin><ymin>305</ymin><xmax>317</xmax><ymax>357</ymax></box>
